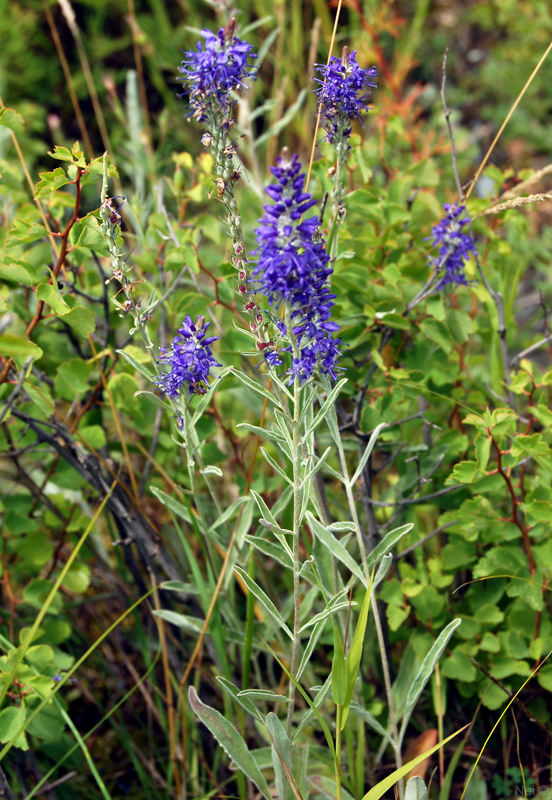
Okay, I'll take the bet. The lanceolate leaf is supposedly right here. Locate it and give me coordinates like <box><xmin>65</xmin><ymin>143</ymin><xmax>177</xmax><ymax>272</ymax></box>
<box><xmin>188</xmin><ymin>686</ymin><xmax>272</xmax><ymax>800</ymax></box>
<box><xmin>367</xmin><ymin>523</ymin><xmax>413</xmax><ymax>567</ymax></box>
<box><xmin>306</xmin><ymin>512</ymin><xmax>368</xmax><ymax>587</ymax></box>
<box><xmin>341</xmin><ymin>581</ymin><xmax>374</xmax><ymax>730</ymax></box>
<box><xmin>233</xmin><ymin>567</ymin><xmax>293</xmax><ymax>639</ymax></box>
<box><xmin>399</xmin><ymin>618</ymin><xmax>462</xmax><ymax>744</ymax></box>
<box><xmin>351</xmin><ymin>422</ymin><xmax>387</xmax><ymax>485</ymax></box>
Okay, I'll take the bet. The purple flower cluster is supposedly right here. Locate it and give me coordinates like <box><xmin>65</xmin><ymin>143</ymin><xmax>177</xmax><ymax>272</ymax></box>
<box><xmin>315</xmin><ymin>48</ymin><xmax>378</xmax><ymax>143</ymax></box>
<box><xmin>252</xmin><ymin>152</ymin><xmax>341</xmax><ymax>383</ymax></box>
<box><xmin>429</xmin><ymin>203</ymin><xmax>477</xmax><ymax>291</ymax></box>
<box><xmin>156</xmin><ymin>316</ymin><xmax>221</xmax><ymax>398</ymax></box>
<box><xmin>178</xmin><ymin>20</ymin><xmax>257</xmax><ymax>122</ymax></box>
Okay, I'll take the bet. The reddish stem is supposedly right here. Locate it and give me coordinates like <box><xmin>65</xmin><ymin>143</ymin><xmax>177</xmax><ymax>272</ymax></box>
<box><xmin>26</xmin><ymin>168</ymin><xmax>84</xmax><ymax>338</ymax></box>
<box><xmin>491</xmin><ymin>436</ymin><xmax>535</xmax><ymax>575</ymax></box>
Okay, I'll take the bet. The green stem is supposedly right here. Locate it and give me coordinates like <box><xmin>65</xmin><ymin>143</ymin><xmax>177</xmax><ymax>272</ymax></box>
<box><xmin>335</xmin><ymin>705</ymin><xmax>343</xmax><ymax>800</ymax></box>
<box><xmin>331</xmin><ymin>404</ymin><xmax>404</xmax><ymax>800</ymax></box>
<box><xmin>182</xmin><ymin>403</ymin><xmax>217</xmax><ymax>580</ymax></box>
<box><xmin>286</xmin><ymin>376</ymin><xmax>303</xmax><ymax>736</ymax></box>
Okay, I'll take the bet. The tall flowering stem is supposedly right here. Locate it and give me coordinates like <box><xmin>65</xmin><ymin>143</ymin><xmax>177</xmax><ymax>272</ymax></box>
<box><xmin>315</xmin><ymin>48</ymin><xmax>377</xmax><ymax>259</ymax></box>
<box><xmin>178</xmin><ymin>19</ymin><xmax>275</xmax><ymax>360</ymax></box>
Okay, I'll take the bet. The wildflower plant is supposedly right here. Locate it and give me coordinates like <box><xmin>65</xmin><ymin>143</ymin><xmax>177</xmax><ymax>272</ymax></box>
<box><xmin>2</xmin><ymin>5</ymin><xmax>552</xmax><ymax>800</ymax></box>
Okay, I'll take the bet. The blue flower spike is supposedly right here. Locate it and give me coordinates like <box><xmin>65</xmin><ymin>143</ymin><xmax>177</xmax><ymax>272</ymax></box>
<box><xmin>315</xmin><ymin>46</ymin><xmax>378</xmax><ymax>145</ymax></box>
<box><xmin>429</xmin><ymin>203</ymin><xmax>477</xmax><ymax>291</ymax></box>
<box><xmin>178</xmin><ymin>18</ymin><xmax>257</xmax><ymax>123</ymax></box>
<box><xmin>156</xmin><ymin>315</ymin><xmax>221</xmax><ymax>398</ymax></box>
<box><xmin>253</xmin><ymin>149</ymin><xmax>342</xmax><ymax>383</ymax></box>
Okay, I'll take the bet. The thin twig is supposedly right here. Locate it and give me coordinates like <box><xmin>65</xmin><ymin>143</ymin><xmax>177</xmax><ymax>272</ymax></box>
<box><xmin>510</xmin><ymin>334</ymin><xmax>552</xmax><ymax>366</ymax></box>
<box><xmin>441</xmin><ymin>50</ymin><xmax>463</xmax><ymax>200</ymax></box>
<box><xmin>396</xmin><ymin>521</ymin><xmax>458</xmax><ymax>560</ymax></box>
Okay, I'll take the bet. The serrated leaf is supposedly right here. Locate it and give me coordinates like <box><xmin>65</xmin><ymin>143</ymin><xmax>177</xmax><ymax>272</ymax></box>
<box><xmin>36</xmin><ymin>283</ymin><xmax>71</xmax><ymax>315</ymax></box>
<box><xmin>0</xmin><ymin>334</ymin><xmax>43</xmax><ymax>361</ymax></box>
<box><xmin>0</xmin><ymin>108</ymin><xmax>25</xmax><ymax>134</ymax></box>
<box><xmin>6</xmin><ymin>218</ymin><xmax>49</xmax><ymax>247</ymax></box>
<box><xmin>189</xmin><ymin>686</ymin><xmax>272</xmax><ymax>800</ymax></box>
<box><xmin>63</xmin><ymin>306</ymin><xmax>95</xmax><ymax>335</ymax></box>
<box><xmin>34</xmin><ymin>168</ymin><xmax>70</xmax><ymax>199</ymax></box>
<box><xmin>0</xmin><ymin>260</ymin><xmax>33</xmax><ymax>286</ymax></box>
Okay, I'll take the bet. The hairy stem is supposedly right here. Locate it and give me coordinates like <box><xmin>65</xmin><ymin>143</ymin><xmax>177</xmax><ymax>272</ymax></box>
<box><xmin>286</xmin><ymin>376</ymin><xmax>303</xmax><ymax>735</ymax></box>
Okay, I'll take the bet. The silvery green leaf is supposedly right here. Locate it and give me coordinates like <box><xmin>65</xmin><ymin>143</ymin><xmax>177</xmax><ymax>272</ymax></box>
<box><xmin>260</xmin><ymin>447</ymin><xmax>293</xmax><ymax>485</ymax></box>
<box><xmin>328</xmin><ymin>521</ymin><xmax>357</xmax><ymax>533</ymax></box>
<box><xmin>150</xmin><ymin>486</ymin><xmax>191</xmax><ymax>523</ymax></box>
<box><xmin>238</xmin><ymin>690</ymin><xmax>290</xmax><ymax>703</ymax></box>
<box><xmin>235</xmin><ymin>499</ymin><xmax>254</xmax><ymax>550</ymax></box>
<box><xmin>299</xmin><ymin>446</ymin><xmax>332</xmax><ymax>490</ymax></box>
<box><xmin>405</xmin><ymin>777</ymin><xmax>428</xmax><ymax>800</ymax></box>
<box><xmin>135</xmin><ymin>390</ymin><xmax>172</xmax><ymax>412</ymax></box>
<box><xmin>265</xmin><ymin>712</ymin><xmax>292</xmax><ymax>800</ymax></box>
<box><xmin>116</xmin><ymin>348</ymin><xmax>154</xmax><ymax>380</ymax></box>
<box><xmin>153</xmin><ymin>610</ymin><xmax>201</xmax><ymax>633</ymax></box>
<box><xmin>269</xmin><ymin>371</ymin><xmax>294</xmax><ymax>402</ymax></box>
<box><xmin>201</xmin><ymin>465</ymin><xmax>223</xmax><ymax>477</ymax></box>
<box><xmin>208</xmin><ymin>496</ymin><xmax>251</xmax><ymax>534</ymax></box>
<box><xmin>251</xmin><ymin>489</ymin><xmax>278</xmax><ymax>527</ymax></box>
<box><xmin>272</xmin><ymin>484</ymin><xmax>294</xmax><ymax>517</ymax></box>
<box><xmin>299</xmin><ymin>386</ymin><xmax>317</xmax><ymax>427</ymax></box>
<box><xmin>367</xmin><ymin>523</ymin><xmax>414</xmax><ymax>567</ymax></box>
<box><xmin>274</xmin><ymin>409</ymin><xmax>293</xmax><ymax>449</ymax></box>
<box><xmin>233</xmin><ymin>567</ymin><xmax>293</xmax><ymax>639</ymax></box>
<box><xmin>216</xmin><ymin>677</ymin><xmax>260</xmax><ymax>718</ymax></box>
<box><xmin>298</xmin><ymin>601</ymin><xmax>355</xmax><ymax>634</ymax></box>
<box><xmin>229</xmin><ymin>367</ymin><xmax>281</xmax><ymax>407</ymax></box>
<box><xmin>306</xmin><ymin>378</ymin><xmax>348</xmax><ymax>437</ymax></box>
<box><xmin>237</xmin><ymin>422</ymin><xmax>287</xmax><ymax>447</ymax></box>
<box><xmin>190</xmin><ymin>366</ymin><xmax>232</xmax><ymax>426</ymax></box>
<box><xmin>373</xmin><ymin>553</ymin><xmax>393</xmax><ymax>589</ymax></box>
<box><xmin>350</xmin><ymin>422</ymin><xmax>387</xmax><ymax>485</ymax></box>
<box><xmin>306</xmin><ymin>511</ymin><xmax>368</xmax><ymax>587</ymax></box>
<box><xmin>398</xmin><ymin>618</ymin><xmax>462</xmax><ymax>745</ymax></box>
<box><xmin>189</xmin><ymin>687</ymin><xmax>271</xmax><ymax>800</ymax></box>
<box><xmin>292</xmin><ymin>673</ymin><xmax>332</xmax><ymax>740</ymax></box>
<box><xmin>244</xmin><ymin>535</ymin><xmax>293</xmax><ymax>569</ymax></box>
<box><xmin>349</xmin><ymin>702</ymin><xmax>395</xmax><ymax>746</ymax></box>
